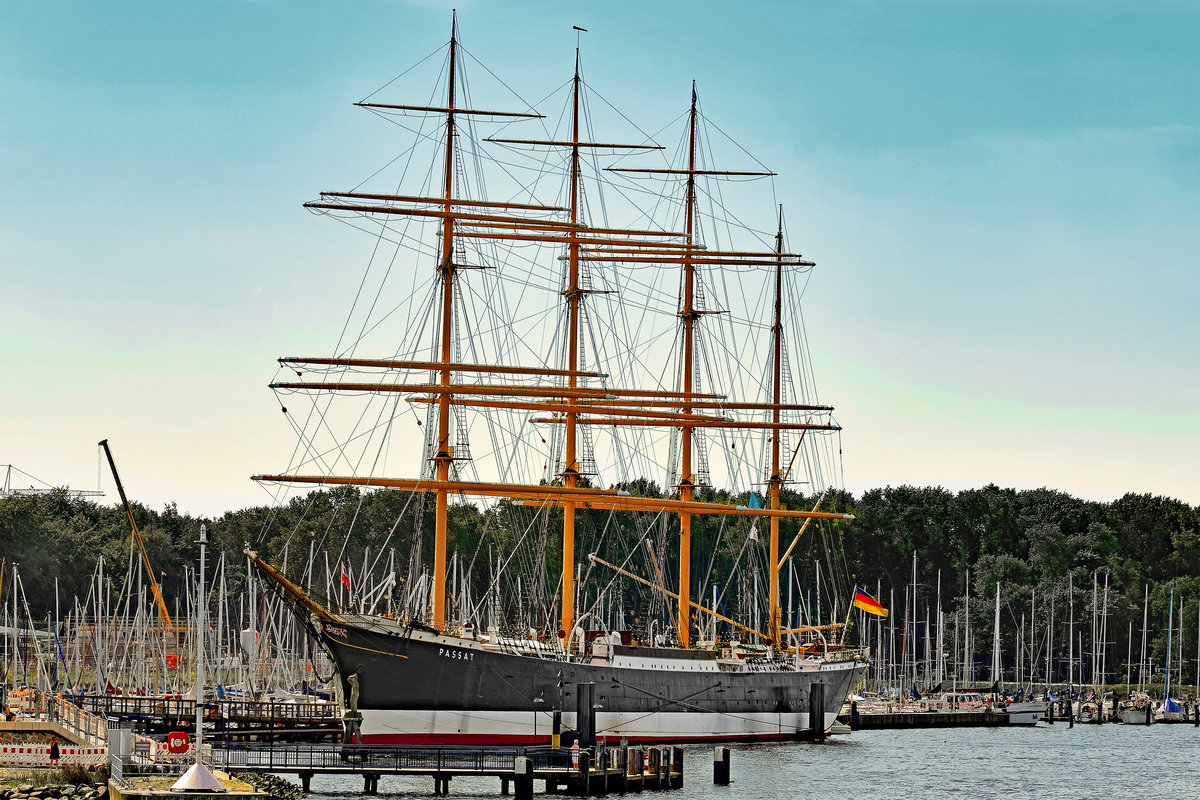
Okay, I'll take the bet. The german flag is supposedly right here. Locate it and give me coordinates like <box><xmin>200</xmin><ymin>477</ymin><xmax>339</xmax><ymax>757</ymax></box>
<box><xmin>852</xmin><ymin>588</ymin><xmax>888</xmax><ymax>618</ymax></box>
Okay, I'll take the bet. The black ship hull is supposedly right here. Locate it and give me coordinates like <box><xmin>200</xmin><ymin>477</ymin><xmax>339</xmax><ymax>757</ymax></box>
<box><xmin>319</xmin><ymin>618</ymin><xmax>865</xmax><ymax>744</ymax></box>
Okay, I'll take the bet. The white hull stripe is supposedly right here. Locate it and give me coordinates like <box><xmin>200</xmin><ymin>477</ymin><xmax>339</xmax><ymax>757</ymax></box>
<box><xmin>360</xmin><ymin>708</ymin><xmax>838</xmax><ymax>742</ymax></box>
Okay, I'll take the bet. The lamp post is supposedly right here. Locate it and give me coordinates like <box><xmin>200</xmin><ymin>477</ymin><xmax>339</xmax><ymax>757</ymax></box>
<box><xmin>194</xmin><ymin>524</ymin><xmax>206</xmax><ymax>765</ymax></box>
<box><xmin>171</xmin><ymin>524</ymin><xmax>225</xmax><ymax>792</ymax></box>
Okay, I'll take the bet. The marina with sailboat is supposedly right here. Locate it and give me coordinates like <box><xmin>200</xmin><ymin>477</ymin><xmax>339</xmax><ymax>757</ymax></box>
<box><xmin>4</xmin><ymin>5</ymin><xmax>1200</xmax><ymax>800</ymax></box>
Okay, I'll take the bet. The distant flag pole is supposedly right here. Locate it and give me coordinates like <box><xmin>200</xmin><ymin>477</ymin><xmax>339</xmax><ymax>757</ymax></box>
<box><xmin>853</xmin><ymin>588</ymin><xmax>889</xmax><ymax>618</ymax></box>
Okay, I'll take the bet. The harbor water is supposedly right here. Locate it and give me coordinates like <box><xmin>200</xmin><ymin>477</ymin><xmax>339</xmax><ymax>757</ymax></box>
<box><xmin>292</xmin><ymin>723</ymin><xmax>1200</xmax><ymax>800</ymax></box>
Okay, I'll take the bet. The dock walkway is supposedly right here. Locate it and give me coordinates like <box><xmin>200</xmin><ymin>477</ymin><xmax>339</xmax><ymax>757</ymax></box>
<box><xmin>209</xmin><ymin>743</ymin><xmax>684</xmax><ymax>797</ymax></box>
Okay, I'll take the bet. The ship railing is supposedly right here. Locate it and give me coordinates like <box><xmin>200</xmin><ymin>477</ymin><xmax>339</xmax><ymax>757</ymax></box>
<box><xmin>495</xmin><ymin>637</ymin><xmax>565</xmax><ymax>660</ymax></box>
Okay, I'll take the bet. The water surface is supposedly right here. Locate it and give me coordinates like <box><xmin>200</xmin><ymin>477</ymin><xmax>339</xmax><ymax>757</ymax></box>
<box><xmin>296</xmin><ymin>723</ymin><xmax>1200</xmax><ymax>799</ymax></box>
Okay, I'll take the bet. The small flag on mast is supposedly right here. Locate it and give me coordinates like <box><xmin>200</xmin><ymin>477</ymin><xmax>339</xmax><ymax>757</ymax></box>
<box><xmin>852</xmin><ymin>588</ymin><xmax>888</xmax><ymax>618</ymax></box>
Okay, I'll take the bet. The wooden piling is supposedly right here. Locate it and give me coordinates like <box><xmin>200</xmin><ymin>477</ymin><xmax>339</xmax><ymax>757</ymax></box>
<box><xmin>628</xmin><ymin>746</ymin><xmax>644</xmax><ymax>793</ymax></box>
<box><xmin>670</xmin><ymin>747</ymin><xmax>683</xmax><ymax>789</ymax></box>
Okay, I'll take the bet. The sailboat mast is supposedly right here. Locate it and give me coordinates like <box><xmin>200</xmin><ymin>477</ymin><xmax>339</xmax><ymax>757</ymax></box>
<box><xmin>991</xmin><ymin>582</ymin><xmax>1000</xmax><ymax>684</ymax></box>
<box><xmin>432</xmin><ymin>15</ymin><xmax>460</xmax><ymax>629</ymax></box>
<box><xmin>1140</xmin><ymin>584</ymin><xmax>1148</xmax><ymax>692</ymax></box>
<box><xmin>560</xmin><ymin>43</ymin><xmax>584</xmax><ymax>646</ymax></box>
<box><xmin>676</xmin><ymin>82</ymin><xmax>699</xmax><ymax>649</ymax></box>
<box><xmin>1165</xmin><ymin>589</ymin><xmax>1174</xmax><ymax>701</ymax></box>
<box><xmin>767</xmin><ymin>208</ymin><xmax>784</xmax><ymax>644</ymax></box>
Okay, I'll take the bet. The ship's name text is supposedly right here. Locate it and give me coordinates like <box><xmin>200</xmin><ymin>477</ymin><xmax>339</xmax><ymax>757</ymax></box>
<box><xmin>439</xmin><ymin>647</ymin><xmax>474</xmax><ymax>661</ymax></box>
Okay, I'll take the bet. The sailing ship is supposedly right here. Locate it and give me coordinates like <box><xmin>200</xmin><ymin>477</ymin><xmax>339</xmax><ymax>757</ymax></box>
<box><xmin>246</xmin><ymin>16</ymin><xmax>867</xmax><ymax>744</ymax></box>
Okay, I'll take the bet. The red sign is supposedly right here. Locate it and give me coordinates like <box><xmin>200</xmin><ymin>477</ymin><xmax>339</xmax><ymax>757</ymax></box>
<box><xmin>166</xmin><ymin>731</ymin><xmax>190</xmax><ymax>754</ymax></box>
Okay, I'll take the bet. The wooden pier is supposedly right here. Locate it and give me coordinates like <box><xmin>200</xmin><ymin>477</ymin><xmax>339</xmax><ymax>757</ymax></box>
<box><xmin>209</xmin><ymin>743</ymin><xmax>685</xmax><ymax>797</ymax></box>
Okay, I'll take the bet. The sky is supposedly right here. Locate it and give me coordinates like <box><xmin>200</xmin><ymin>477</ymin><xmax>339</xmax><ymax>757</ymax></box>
<box><xmin>2</xmin><ymin>0</ymin><xmax>1197</xmax><ymax>517</ymax></box>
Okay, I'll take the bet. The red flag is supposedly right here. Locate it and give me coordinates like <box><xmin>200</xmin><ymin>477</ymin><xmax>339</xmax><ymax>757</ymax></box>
<box><xmin>340</xmin><ymin>570</ymin><xmax>350</xmax><ymax>592</ymax></box>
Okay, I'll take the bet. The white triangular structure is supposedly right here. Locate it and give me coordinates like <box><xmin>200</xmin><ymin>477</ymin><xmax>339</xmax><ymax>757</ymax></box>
<box><xmin>171</xmin><ymin>762</ymin><xmax>226</xmax><ymax>792</ymax></box>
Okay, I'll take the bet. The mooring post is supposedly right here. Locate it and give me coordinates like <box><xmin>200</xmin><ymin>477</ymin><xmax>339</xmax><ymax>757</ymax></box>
<box><xmin>552</xmin><ymin>709</ymin><xmax>562</xmax><ymax>748</ymax></box>
<box><xmin>299</xmin><ymin>772</ymin><xmax>312</xmax><ymax>792</ymax></box>
<box><xmin>809</xmin><ymin>683</ymin><xmax>826</xmax><ymax>742</ymax></box>
<box><xmin>671</xmin><ymin>746</ymin><xmax>683</xmax><ymax>789</ymax></box>
<box><xmin>579</xmin><ymin>748</ymin><xmax>592</xmax><ymax>795</ymax></box>
<box><xmin>514</xmin><ymin>755</ymin><xmax>533</xmax><ymax>800</ymax></box>
<box><xmin>849</xmin><ymin>700</ymin><xmax>860</xmax><ymax>731</ymax></box>
<box><xmin>501</xmin><ymin>776</ymin><xmax>510</xmax><ymax>795</ymax></box>
<box><xmin>577</xmin><ymin>682</ymin><xmax>596</xmax><ymax>749</ymax></box>
<box><xmin>713</xmin><ymin>745</ymin><xmax>730</xmax><ymax>785</ymax></box>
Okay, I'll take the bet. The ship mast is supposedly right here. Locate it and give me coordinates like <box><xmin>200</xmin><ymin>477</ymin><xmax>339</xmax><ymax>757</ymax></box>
<box><xmin>768</xmin><ymin>209</ymin><xmax>784</xmax><ymax>644</ymax></box>
<box><xmin>561</xmin><ymin>42</ymin><xmax>584</xmax><ymax>646</ymax></box>
<box><xmin>431</xmin><ymin>13</ymin><xmax>460</xmax><ymax>630</ymax></box>
<box><xmin>677</xmin><ymin>83</ymin><xmax>699</xmax><ymax>648</ymax></box>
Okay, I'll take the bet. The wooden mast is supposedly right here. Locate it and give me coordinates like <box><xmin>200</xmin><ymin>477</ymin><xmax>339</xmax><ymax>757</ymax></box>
<box><xmin>768</xmin><ymin>209</ymin><xmax>785</xmax><ymax>645</ymax></box>
<box><xmin>677</xmin><ymin>82</ymin><xmax>699</xmax><ymax>648</ymax></box>
<box><xmin>561</xmin><ymin>41</ymin><xmax>584</xmax><ymax>646</ymax></box>
<box><xmin>432</xmin><ymin>13</ymin><xmax>459</xmax><ymax>629</ymax></box>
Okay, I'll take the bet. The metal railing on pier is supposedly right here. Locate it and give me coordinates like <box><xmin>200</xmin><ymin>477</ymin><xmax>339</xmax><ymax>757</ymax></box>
<box><xmin>210</xmin><ymin>742</ymin><xmax>571</xmax><ymax>774</ymax></box>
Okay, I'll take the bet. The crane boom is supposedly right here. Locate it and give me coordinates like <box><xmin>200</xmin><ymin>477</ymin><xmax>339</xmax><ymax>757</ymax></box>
<box><xmin>98</xmin><ymin>439</ymin><xmax>173</xmax><ymax>628</ymax></box>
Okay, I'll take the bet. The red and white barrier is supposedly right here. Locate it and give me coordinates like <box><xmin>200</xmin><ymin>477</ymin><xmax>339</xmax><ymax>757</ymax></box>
<box><xmin>0</xmin><ymin>745</ymin><xmax>107</xmax><ymax>767</ymax></box>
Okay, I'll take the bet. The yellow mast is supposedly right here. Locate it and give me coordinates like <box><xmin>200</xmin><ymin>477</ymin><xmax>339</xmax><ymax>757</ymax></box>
<box><xmin>677</xmin><ymin>83</ymin><xmax>699</xmax><ymax>649</ymax></box>
<box><xmin>431</xmin><ymin>13</ymin><xmax>460</xmax><ymax>630</ymax></box>
<box><xmin>561</xmin><ymin>42</ymin><xmax>584</xmax><ymax>645</ymax></box>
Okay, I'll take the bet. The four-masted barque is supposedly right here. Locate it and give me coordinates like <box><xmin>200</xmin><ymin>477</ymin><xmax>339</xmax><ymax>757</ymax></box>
<box><xmin>247</xmin><ymin>16</ymin><xmax>867</xmax><ymax>744</ymax></box>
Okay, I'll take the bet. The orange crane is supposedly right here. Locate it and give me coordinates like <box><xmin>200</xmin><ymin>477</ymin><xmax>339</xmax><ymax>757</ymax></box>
<box><xmin>99</xmin><ymin>439</ymin><xmax>173</xmax><ymax>629</ymax></box>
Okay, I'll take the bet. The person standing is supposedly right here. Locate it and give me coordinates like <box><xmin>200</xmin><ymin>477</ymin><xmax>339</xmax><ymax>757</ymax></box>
<box><xmin>48</xmin><ymin>738</ymin><xmax>60</xmax><ymax>767</ymax></box>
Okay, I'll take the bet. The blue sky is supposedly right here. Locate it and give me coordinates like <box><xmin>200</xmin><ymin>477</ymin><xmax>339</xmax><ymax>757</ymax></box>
<box><xmin>2</xmin><ymin>0</ymin><xmax>1197</xmax><ymax>515</ymax></box>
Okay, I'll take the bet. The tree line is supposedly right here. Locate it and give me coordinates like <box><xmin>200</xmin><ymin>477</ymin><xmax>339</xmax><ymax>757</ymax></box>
<box><xmin>1</xmin><ymin>483</ymin><xmax>1197</xmax><ymax>686</ymax></box>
